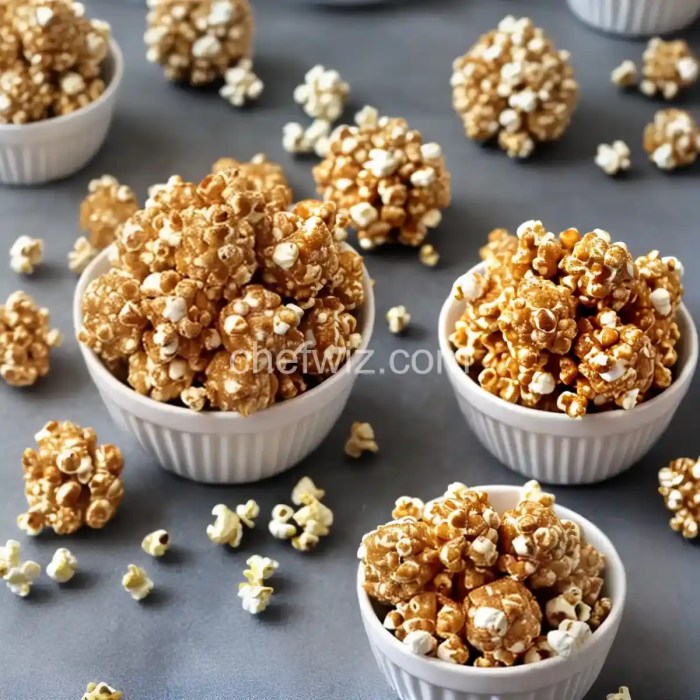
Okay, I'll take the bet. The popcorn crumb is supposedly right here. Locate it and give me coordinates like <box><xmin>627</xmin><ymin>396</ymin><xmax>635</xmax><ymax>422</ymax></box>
<box><xmin>419</xmin><ymin>244</ymin><xmax>440</xmax><ymax>267</ymax></box>
<box><xmin>68</xmin><ymin>236</ymin><xmax>98</xmax><ymax>274</ymax></box>
<box><xmin>82</xmin><ymin>682</ymin><xmax>123</xmax><ymax>700</ymax></box>
<box><xmin>345</xmin><ymin>421</ymin><xmax>378</xmax><ymax>458</ymax></box>
<box><xmin>220</xmin><ymin>59</ymin><xmax>263</xmax><ymax>107</ymax></box>
<box><xmin>611</xmin><ymin>60</ymin><xmax>637</xmax><ymax>88</ymax></box>
<box><xmin>207</xmin><ymin>504</ymin><xmax>243</xmax><ymax>548</ymax></box>
<box><xmin>0</xmin><ymin>539</ymin><xmax>40</xmax><ymax>597</ymax></box>
<box><xmin>594</xmin><ymin>141</ymin><xmax>631</xmax><ymax>176</ymax></box>
<box><xmin>122</xmin><ymin>564</ymin><xmax>153</xmax><ymax>601</ymax></box>
<box><xmin>386</xmin><ymin>305</ymin><xmax>411</xmax><ymax>334</ymax></box>
<box><xmin>9</xmin><ymin>236</ymin><xmax>43</xmax><ymax>275</ymax></box>
<box><xmin>142</xmin><ymin>529</ymin><xmax>170</xmax><ymax>557</ymax></box>
<box><xmin>46</xmin><ymin>547</ymin><xmax>78</xmax><ymax>583</ymax></box>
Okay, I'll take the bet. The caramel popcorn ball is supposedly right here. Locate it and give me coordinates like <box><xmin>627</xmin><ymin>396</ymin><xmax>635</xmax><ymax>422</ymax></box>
<box><xmin>643</xmin><ymin>109</ymin><xmax>700</xmax><ymax>172</ymax></box>
<box><xmin>451</xmin><ymin>16</ymin><xmax>578</xmax><ymax>159</ymax></box>
<box><xmin>362</xmin><ymin>482</ymin><xmax>611</xmax><ymax>668</ymax></box>
<box><xmin>313</xmin><ymin>105</ymin><xmax>451</xmax><ymax>250</ymax></box>
<box><xmin>658</xmin><ymin>457</ymin><xmax>700</xmax><ymax>539</ymax></box>
<box><xmin>80</xmin><ymin>175</ymin><xmax>140</xmax><ymax>251</ymax></box>
<box><xmin>640</xmin><ymin>38</ymin><xmax>699</xmax><ymax>100</ymax></box>
<box><xmin>0</xmin><ymin>0</ymin><xmax>110</xmax><ymax>124</ymax></box>
<box><xmin>0</xmin><ymin>291</ymin><xmax>62</xmax><ymax>387</ymax></box>
<box><xmin>82</xmin><ymin>683</ymin><xmax>123</xmax><ymax>700</ymax></box>
<box><xmin>450</xmin><ymin>224</ymin><xmax>685</xmax><ymax>417</ymax></box>
<box><xmin>17</xmin><ymin>420</ymin><xmax>124</xmax><ymax>536</ymax></box>
<box><xmin>145</xmin><ymin>0</ymin><xmax>253</xmax><ymax>86</ymax></box>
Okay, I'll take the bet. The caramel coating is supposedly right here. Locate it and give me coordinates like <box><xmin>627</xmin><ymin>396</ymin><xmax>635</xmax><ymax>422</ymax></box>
<box><xmin>313</xmin><ymin>107</ymin><xmax>451</xmax><ymax>250</ymax></box>
<box><xmin>80</xmin><ymin>175</ymin><xmax>139</xmax><ymax>250</ymax></box>
<box><xmin>643</xmin><ymin>109</ymin><xmax>700</xmax><ymax>171</ymax></box>
<box><xmin>18</xmin><ymin>421</ymin><xmax>124</xmax><ymax>536</ymax></box>
<box><xmin>640</xmin><ymin>38</ymin><xmax>699</xmax><ymax>100</ymax></box>
<box><xmin>0</xmin><ymin>291</ymin><xmax>61</xmax><ymax>387</ymax></box>
<box><xmin>659</xmin><ymin>457</ymin><xmax>700</xmax><ymax>539</ymax></box>
<box><xmin>145</xmin><ymin>0</ymin><xmax>253</xmax><ymax>86</ymax></box>
<box><xmin>451</xmin><ymin>16</ymin><xmax>578</xmax><ymax>159</ymax></box>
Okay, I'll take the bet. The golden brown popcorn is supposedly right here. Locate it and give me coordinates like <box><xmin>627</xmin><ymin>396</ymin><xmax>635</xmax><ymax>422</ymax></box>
<box><xmin>127</xmin><ymin>350</ymin><xmax>195</xmax><ymax>402</ymax></box>
<box><xmin>658</xmin><ymin>457</ymin><xmax>700</xmax><ymax>539</ymax></box>
<box><xmin>276</xmin><ymin>369</ymin><xmax>307</xmax><ymax>402</ymax></box>
<box><xmin>145</xmin><ymin>0</ymin><xmax>254</xmax><ymax>86</ymax></box>
<box><xmin>331</xmin><ymin>246</ymin><xmax>365</xmax><ymax>312</ymax></box>
<box><xmin>510</xmin><ymin>220</ymin><xmax>569</xmax><ymax>281</ymax></box>
<box><xmin>640</xmin><ymin>38</ymin><xmax>699</xmax><ymax>100</ymax></box>
<box><xmin>465</xmin><ymin>578</ymin><xmax>542</xmax><ymax>666</ymax></box>
<box><xmin>0</xmin><ymin>291</ymin><xmax>61</xmax><ymax>387</ymax></box>
<box><xmin>0</xmin><ymin>61</ymin><xmax>53</xmax><ymax>124</ymax></box>
<box><xmin>313</xmin><ymin>106</ymin><xmax>451</xmax><ymax>250</ymax></box>
<box><xmin>360</xmin><ymin>517</ymin><xmax>442</xmax><ymax>605</ymax></box>
<box><xmin>79</xmin><ymin>175</ymin><xmax>140</xmax><ymax>250</ymax></box>
<box><xmin>589</xmin><ymin>597</ymin><xmax>612</xmax><ymax>631</ymax></box>
<box><xmin>53</xmin><ymin>70</ymin><xmax>104</xmax><ymax>115</ymax></box>
<box><xmin>17</xmin><ymin>420</ymin><xmax>124</xmax><ymax>536</ymax></box>
<box><xmin>643</xmin><ymin>109</ymin><xmax>700</xmax><ymax>171</ymax></box>
<box><xmin>451</xmin><ymin>16</ymin><xmax>578</xmax><ymax>159</ymax></box>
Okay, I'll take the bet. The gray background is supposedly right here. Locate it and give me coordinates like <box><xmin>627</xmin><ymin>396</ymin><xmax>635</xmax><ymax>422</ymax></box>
<box><xmin>0</xmin><ymin>1</ymin><xmax>699</xmax><ymax>698</ymax></box>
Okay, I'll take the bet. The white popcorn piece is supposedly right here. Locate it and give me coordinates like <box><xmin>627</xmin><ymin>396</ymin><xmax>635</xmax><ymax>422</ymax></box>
<box><xmin>9</xmin><ymin>236</ymin><xmax>44</xmax><ymax>275</ymax></box>
<box><xmin>595</xmin><ymin>141</ymin><xmax>631</xmax><ymax>176</ymax></box>
<box><xmin>293</xmin><ymin>494</ymin><xmax>334</xmax><ymax>536</ymax></box>
<box><xmin>69</xmin><ymin>236</ymin><xmax>98</xmax><ymax>274</ymax></box>
<box><xmin>282</xmin><ymin>119</ymin><xmax>332</xmax><ymax>156</ymax></box>
<box><xmin>607</xmin><ymin>688</ymin><xmax>632</xmax><ymax>700</ymax></box>
<box><xmin>122</xmin><ymin>564</ymin><xmax>153</xmax><ymax>601</ymax></box>
<box><xmin>293</xmin><ymin>64</ymin><xmax>349</xmax><ymax>122</ymax></box>
<box><xmin>269</xmin><ymin>519</ymin><xmax>297</xmax><ymax>540</ymax></box>
<box><xmin>244</xmin><ymin>554</ymin><xmax>279</xmax><ymax>582</ymax></box>
<box><xmin>547</xmin><ymin>619</ymin><xmax>592</xmax><ymax>659</ymax></box>
<box><xmin>1</xmin><ymin>539</ymin><xmax>41</xmax><ymax>597</ymax></box>
<box><xmin>419</xmin><ymin>244</ymin><xmax>439</xmax><ymax>267</ymax></box>
<box><xmin>82</xmin><ymin>682</ymin><xmax>123</xmax><ymax>700</ymax></box>
<box><xmin>220</xmin><ymin>58</ymin><xmax>264</xmax><ymax>107</ymax></box>
<box><xmin>650</xmin><ymin>288</ymin><xmax>672</xmax><ymax>316</ymax></box>
<box><xmin>386</xmin><ymin>305</ymin><xmax>411</xmax><ymax>335</ymax></box>
<box><xmin>291</xmin><ymin>476</ymin><xmax>325</xmax><ymax>506</ymax></box>
<box><xmin>207</xmin><ymin>504</ymin><xmax>243</xmax><ymax>548</ymax></box>
<box><xmin>236</xmin><ymin>499</ymin><xmax>260</xmax><ymax>528</ymax></box>
<box><xmin>355</xmin><ymin>105</ymin><xmax>379</xmax><ymax>129</ymax></box>
<box><xmin>291</xmin><ymin>529</ymin><xmax>320</xmax><ymax>552</ymax></box>
<box><xmin>611</xmin><ymin>60</ymin><xmax>638</xmax><ymax>88</ymax></box>
<box><xmin>141</xmin><ymin>529</ymin><xmax>170</xmax><ymax>557</ymax></box>
<box><xmin>46</xmin><ymin>548</ymin><xmax>78</xmax><ymax>583</ymax></box>
<box><xmin>403</xmin><ymin>630</ymin><xmax>437</xmax><ymax>656</ymax></box>
<box><xmin>345</xmin><ymin>421</ymin><xmax>378</xmax><ymax>458</ymax></box>
<box><xmin>238</xmin><ymin>582</ymin><xmax>273</xmax><ymax>614</ymax></box>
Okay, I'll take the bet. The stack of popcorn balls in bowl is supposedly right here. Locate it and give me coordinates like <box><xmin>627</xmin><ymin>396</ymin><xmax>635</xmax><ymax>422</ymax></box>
<box><xmin>73</xmin><ymin>159</ymin><xmax>375</xmax><ymax>484</ymax></box>
<box><xmin>357</xmin><ymin>482</ymin><xmax>626</xmax><ymax>700</ymax></box>
<box><xmin>438</xmin><ymin>222</ymin><xmax>697</xmax><ymax>484</ymax></box>
<box><xmin>0</xmin><ymin>0</ymin><xmax>123</xmax><ymax>184</ymax></box>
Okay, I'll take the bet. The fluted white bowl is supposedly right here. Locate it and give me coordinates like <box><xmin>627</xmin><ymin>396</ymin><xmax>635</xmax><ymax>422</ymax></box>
<box><xmin>0</xmin><ymin>39</ymin><xmax>123</xmax><ymax>186</ymax></box>
<box><xmin>567</xmin><ymin>0</ymin><xmax>700</xmax><ymax>35</ymax></box>
<box><xmin>358</xmin><ymin>484</ymin><xmax>627</xmax><ymax>700</ymax></box>
<box><xmin>438</xmin><ymin>263</ymin><xmax>698</xmax><ymax>485</ymax></box>
<box><xmin>73</xmin><ymin>247</ymin><xmax>375</xmax><ymax>484</ymax></box>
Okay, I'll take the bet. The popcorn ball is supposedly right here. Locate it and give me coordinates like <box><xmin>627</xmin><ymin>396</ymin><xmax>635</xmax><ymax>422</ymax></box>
<box><xmin>361</xmin><ymin>482</ymin><xmax>610</xmax><ymax>668</ymax></box>
<box><xmin>658</xmin><ymin>457</ymin><xmax>700</xmax><ymax>539</ymax></box>
<box><xmin>643</xmin><ymin>109</ymin><xmax>700</xmax><ymax>171</ymax></box>
<box><xmin>451</xmin><ymin>16</ymin><xmax>578</xmax><ymax>159</ymax></box>
<box><xmin>145</xmin><ymin>0</ymin><xmax>253</xmax><ymax>86</ymax></box>
<box><xmin>640</xmin><ymin>38</ymin><xmax>699</xmax><ymax>100</ymax></box>
<box><xmin>450</xmin><ymin>224</ymin><xmax>684</xmax><ymax>417</ymax></box>
<box><xmin>0</xmin><ymin>0</ymin><xmax>110</xmax><ymax>124</ymax></box>
<box><xmin>17</xmin><ymin>420</ymin><xmax>124</xmax><ymax>536</ymax></box>
<box><xmin>313</xmin><ymin>106</ymin><xmax>451</xmax><ymax>250</ymax></box>
<box><xmin>79</xmin><ymin>175</ymin><xmax>140</xmax><ymax>251</ymax></box>
<box><xmin>0</xmin><ymin>290</ymin><xmax>62</xmax><ymax>387</ymax></box>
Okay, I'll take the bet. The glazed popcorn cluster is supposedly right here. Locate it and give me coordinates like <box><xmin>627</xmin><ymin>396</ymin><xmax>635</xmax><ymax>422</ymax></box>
<box><xmin>450</xmin><ymin>223</ymin><xmax>684</xmax><ymax>418</ymax></box>
<box><xmin>313</xmin><ymin>106</ymin><xmax>451</xmax><ymax>250</ymax></box>
<box><xmin>451</xmin><ymin>16</ymin><xmax>578</xmax><ymax>159</ymax></box>
<box><xmin>359</xmin><ymin>482</ymin><xmax>612</xmax><ymax>668</ymax></box>
<box><xmin>78</xmin><ymin>162</ymin><xmax>366</xmax><ymax>415</ymax></box>
<box><xmin>0</xmin><ymin>0</ymin><xmax>111</xmax><ymax>124</ymax></box>
<box><xmin>144</xmin><ymin>0</ymin><xmax>253</xmax><ymax>86</ymax></box>
<box><xmin>17</xmin><ymin>420</ymin><xmax>125</xmax><ymax>536</ymax></box>
<box><xmin>0</xmin><ymin>291</ymin><xmax>62</xmax><ymax>388</ymax></box>
<box><xmin>658</xmin><ymin>457</ymin><xmax>700</xmax><ymax>540</ymax></box>
<box><xmin>643</xmin><ymin>109</ymin><xmax>700</xmax><ymax>172</ymax></box>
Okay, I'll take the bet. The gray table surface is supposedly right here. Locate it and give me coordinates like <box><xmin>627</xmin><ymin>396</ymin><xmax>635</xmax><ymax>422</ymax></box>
<box><xmin>1</xmin><ymin>1</ymin><xmax>699</xmax><ymax>698</ymax></box>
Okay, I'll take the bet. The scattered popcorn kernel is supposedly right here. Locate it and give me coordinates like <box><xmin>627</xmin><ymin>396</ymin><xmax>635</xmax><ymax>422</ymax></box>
<box><xmin>607</xmin><ymin>688</ymin><xmax>632</xmax><ymax>700</ymax></box>
<box><xmin>243</xmin><ymin>554</ymin><xmax>278</xmax><ymax>582</ymax></box>
<box><xmin>345</xmin><ymin>421</ymin><xmax>379</xmax><ymax>458</ymax></box>
<box><xmin>291</xmin><ymin>477</ymin><xmax>326</xmax><ymax>506</ymax></box>
<box><xmin>220</xmin><ymin>58</ymin><xmax>263</xmax><ymax>107</ymax></box>
<box><xmin>643</xmin><ymin>109</ymin><xmax>700</xmax><ymax>171</ymax></box>
<box><xmin>291</xmin><ymin>530</ymin><xmax>320</xmax><ymax>552</ymax></box>
<box><xmin>595</xmin><ymin>141</ymin><xmax>631</xmax><ymax>176</ymax></box>
<box><xmin>82</xmin><ymin>682</ymin><xmax>123</xmax><ymax>700</ymax></box>
<box><xmin>122</xmin><ymin>564</ymin><xmax>153</xmax><ymax>601</ymax></box>
<box><xmin>9</xmin><ymin>236</ymin><xmax>43</xmax><ymax>275</ymax></box>
<box><xmin>235</xmin><ymin>499</ymin><xmax>260</xmax><ymax>528</ymax></box>
<box><xmin>293</xmin><ymin>494</ymin><xmax>333</xmax><ymax>537</ymax></box>
<box><xmin>282</xmin><ymin>119</ymin><xmax>332</xmax><ymax>156</ymax></box>
<box><xmin>386</xmin><ymin>305</ymin><xmax>411</xmax><ymax>334</ymax></box>
<box><xmin>238</xmin><ymin>581</ymin><xmax>273</xmax><ymax>614</ymax></box>
<box><xmin>79</xmin><ymin>175</ymin><xmax>139</xmax><ymax>250</ymax></box>
<box><xmin>141</xmin><ymin>529</ymin><xmax>170</xmax><ymax>557</ymax></box>
<box><xmin>269</xmin><ymin>518</ymin><xmax>297</xmax><ymax>540</ymax></box>
<box><xmin>419</xmin><ymin>244</ymin><xmax>440</xmax><ymax>268</ymax></box>
<box><xmin>68</xmin><ymin>236</ymin><xmax>98</xmax><ymax>274</ymax></box>
<box><xmin>520</xmin><ymin>480</ymin><xmax>555</xmax><ymax>507</ymax></box>
<box><xmin>546</xmin><ymin>619</ymin><xmax>592</xmax><ymax>659</ymax></box>
<box><xmin>611</xmin><ymin>60</ymin><xmax>638</xmax><ymax>88</ymax></box>
<box><xmin>293</xmin><ymin>64</ymin><xmax>349</xmax><ymax>122</ymax></box>
<box><xmin>658</xmin><ymin>457</ymin><xmax>700</xmax><ymax>539</ymax></box>
<box><xmin>46</xmin><ymin>547</ymin><xmax>78</xmax><ymax>583</ymax></box>
<box><xmin>0</xmin><ymin>539</ymin><xmax>41</xmax><ymax>597</ymax></box>
<box><xmin>207</xmin><ymin>504</ymin><xmax>243</xmax><ymax>548</ymax></box>
<box><xmin>640</xmin><ymin>38</ymin><xmax>699</xmax><ymax>100</ymax></box>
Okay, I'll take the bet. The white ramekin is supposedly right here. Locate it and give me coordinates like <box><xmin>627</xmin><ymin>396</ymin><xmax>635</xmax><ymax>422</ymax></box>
<box><xmin>567</xmin><ymin>0</ymin><xmax>700</xmax><ymax>36</ymax></box>
<box><xmin>357</xmin><ymin>484</ymin><xmax>627</xmax><ymax>700</ymax></box>
<box><xmin>438</xmin><ymin>263</ymin><xmax>698</xmax><ymax>485</ymax></box>
<box><xmin>73</xmin><ymin>248</ymin><xmax>375</xmax><ymax>484</ymax></box>
<box><xmin>0</xmin><ymin>39</ymin><xmax>124</xmax><ymax>186</ymax></box>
